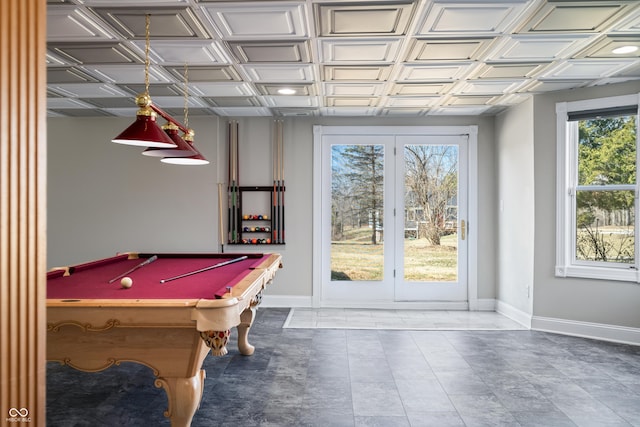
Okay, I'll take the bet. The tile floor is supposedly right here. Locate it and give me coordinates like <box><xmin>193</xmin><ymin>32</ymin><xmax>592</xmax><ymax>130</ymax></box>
<box><xmin>283</xmin><ymin>308</ymin><xmax>527</xmax><ymax>330</ymax></box>
<box><xmin>47</xmin><ymin>308</ymin><xmax>640</xmax><ymax>427</ymax></box>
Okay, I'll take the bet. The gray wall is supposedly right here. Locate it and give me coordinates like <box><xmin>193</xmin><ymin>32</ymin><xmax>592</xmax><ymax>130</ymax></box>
<box><xmin>48</xmin><ymin>114</ymin><xmax>496</xmax><ymax>301</ymax></box>
<box><xmin>532</xmin><ymin>81</ymin><xmax>640</xmax><ymax>328</ymax></box>
<box><xmin>495</xmin><ymin>98</ymin><xmax>535</xmax><ymax>315</ymax></box>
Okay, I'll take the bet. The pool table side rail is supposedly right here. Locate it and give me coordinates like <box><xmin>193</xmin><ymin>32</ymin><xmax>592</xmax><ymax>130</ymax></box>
<box><xmin>47</xmin><ymin>253</ymin><xmax>282</xmax><ymax>308</ymax></box>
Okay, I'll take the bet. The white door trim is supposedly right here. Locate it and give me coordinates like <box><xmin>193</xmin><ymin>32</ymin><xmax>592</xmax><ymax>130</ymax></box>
<box><xmin>312</xmin><ymin>125</ymin><xmax>478</xmax><ymax>310</ymax></box>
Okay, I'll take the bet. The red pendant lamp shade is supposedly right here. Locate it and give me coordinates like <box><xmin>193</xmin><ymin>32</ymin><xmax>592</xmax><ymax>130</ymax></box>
<box><xmin>142</xmin><ymin>122</ymin><xmax>196</xmax><ymax>157</ymax></box>
<box><xmin>112</xmin><ymin>93</ymin><xmax>177</xmax><ymax>148</ymax></box>
<box><xmin>161</xmin><ymin>130</ymin><xmax>209</xmax><ymax>165</ymax></box>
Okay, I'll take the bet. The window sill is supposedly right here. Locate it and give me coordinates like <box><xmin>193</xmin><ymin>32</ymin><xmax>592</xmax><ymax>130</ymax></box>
<box><xmin>555</xmin><ymin>265</ymin><xmax>640</xmax><ymax>283</ymax></box>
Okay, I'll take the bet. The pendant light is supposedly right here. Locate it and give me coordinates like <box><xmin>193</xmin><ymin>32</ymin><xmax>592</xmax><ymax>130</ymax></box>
<box><xmin>141</xmin><ymin>122</ymin><xmax>197</xmax><ymax>157</ymax></box>
<box><xmin>111</xmin><ymin>14</ymin><xmax>175</xmax><ymax>148</ymax></box>
<box><xmin>160</xmin><ymin>63</ymin><xmax>209</xmax><ymax>166</ymax></box>
<box><xmin>161</xmin><ymin>130</ymin><xmax>209</xmax><ymax>165</ymax></box>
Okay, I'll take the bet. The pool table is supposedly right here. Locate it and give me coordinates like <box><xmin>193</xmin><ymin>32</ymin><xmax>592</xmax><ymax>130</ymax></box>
<box><xmin>47</xmin><ymin>252</ymin><xmax>282</xmax><ymax>427</ymax></box>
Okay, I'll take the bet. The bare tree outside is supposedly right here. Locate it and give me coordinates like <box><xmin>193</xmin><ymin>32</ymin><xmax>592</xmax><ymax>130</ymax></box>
<box><xmin>331</xmin><ymin>144</ymin><xmax>384</xmax><ymax>281</ymax></box>
<box><xmin>330</xmin><ymin>142</ymin><xmax>460</xmax><ymax>283</ymax></box>
<box><xmin>404</xmin><ymin>145</ymin><xmax>458</xmax><ymax>246</ymax></box>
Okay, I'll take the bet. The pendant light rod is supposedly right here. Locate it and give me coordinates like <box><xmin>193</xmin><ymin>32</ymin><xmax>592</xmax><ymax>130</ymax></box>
<box><xmin>149</xmin><ymin>103</ymin><xmax>190</xmax><ymax>135</ymax></box>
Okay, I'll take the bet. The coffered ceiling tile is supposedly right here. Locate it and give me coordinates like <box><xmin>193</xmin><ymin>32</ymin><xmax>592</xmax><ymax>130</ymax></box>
<box><xmin>211</xmin><ymin>107</ymin><xmax>272</xmax><ymax>116</ymax></box>
<box><xmin>187</xmin><ymin>82</ymin><xmax>257</xmax><ymax>97</ymax></box>
<box><xmin>486</xmin><ymin>35</ymin><xmax>592</xmax><ymax>61</ymax></box>
<box><xmin>323</xmin><ymin>65</ymin><xmax>392</xmax><ymax>81</ymax></box>
<box><xmin>406</xmin><ymin>38</ymin><xmax>495</xmax><ymax>61</ymax></box>
<box><xmin>428</xmin><ymin>105</ymin><xmax>493</xmax><ymax>115</ymax></box>
<box><xmin>540</xmin><ymin>59</ymin><xmax>638</xmax><ymax>79</ymax></box>
<box><xmin>82</xmin><ymin>64</ymin><xmax>172</xmax><ymax>84</ymax></box>
<box><xmin>99</xmin><ymin>108</ymin><xmax>139</xmax><ymax>117</ymax></box>
<box><xmin>46</xmin><ymin>52</ymin><xmax>68</xmax><ymax>66</ymax></box>
<box><xmin>609</xmin><ymin>6</ymin><xmax>640</xmax><ymax>33</ymax></box>
<box><xmin>264</xmin><ymin>96</ymin><xmax>319</xmax><ymax>108</ymax></box>
<box><xmin>48</xmin><ymin>83</ymin><xmax>129</xmax><ymax>98</ymax></box>
<box><xmin>453</xmin><ymin>80</ymin><xmax>528</xmax><ymax>95</ymax></box>
<box><xmin>384</xmin><ymin>97</ymin><xmax>439</xmax><ymax>107</ymax></box>
<box><xmin>165</xmin><ymin>65</ymin><xmax>241</xmax><ymax>82</ymax></box>
<box><xmin>325</xmin><ymin>97</ymin><xmax>379</xmax><ymax>107</ymax></box>
<box><xmin>445</xmin><ymin>95</ymin><xmax>498</xmax><ymax>105</ymax></box>
<box><xmin>48</xmin><ymin>43</ymin><xmax>142</xmax><ymax>65</ymax></box>
<box><xmin>316</xmin><ymin>2</ymin><xmax>415</xmax><ymax>36</ymax></box>
<box><xmin>47</xmin><ymin>89</ymin><xmax>64</xmax><ymax>98</ymax></box>
<box><xmin>92</xmin><ymin>7</ymin><xmax>210</xmax><ymax>39</ymax></box>
<box><xmin>117</xmin><ymin>84</ymin><xmax>184</xmax><ymax>97</ymax></box>
<box><xmin>516</xmin><ymin>0</ymin><xmax>633</xmax><ymax>34</ymax></box>
<box><xmin>321</xmin><ymin>107</ymin><xmax>379</xmax><ymax>116</ymax></box>
<box><xmin>242</xmin><ymin>64</ymin><xmax>315</xmax><ymax>82</ymax></box>
<box><xmin>319</xmin><ymin>38</ymin><xmax>402</xmax><ymax>63</ymax></box>
<box><xmin>203</xmin><ymin>97</ymin><xmax>263</xmax><ymax>107</ymax></box>
<box><xmin>47</xmin><ymin>67</ymin><xmax>101</xmax><ymax>84</ymax></box>
<box><xmin>417</xmin><ymin>0</ymin><xmax>530</xmax><ymax>36</ymax></box>
<box><xmin>47</xmin><ymin>7</ymin><xmax>116</xmax><ymax>42</ymax></box>
<box><xmin>161</xmin><ymin>107</ymin><xmax>213</xmax><ymax>117</ymax></box>
<box><xmin>272</xmin><ymin>108</ymin><xmax>319</xmax><ymax>117</ymax></box>
<box><xmin>395</xmin><ymin>63</ymin><xmax>476</xmax><ymax>81</ymax></box>
<box><xmin>391</xmin><ymin>83</ymin><xmax>454</xmax><ymax>95</ymax></box>
<box><xmin>255</xmin><ymin>83</ymin><xmax>316</xmax><ymax>96</ymax></box>
<box><xmin>79</xmin><ymin>97</ymin><xmax>138</xmax><ymax>109</ymax></box>
<box><xmin>471</xmin><ymin>62</ymin><xmax>548</xmax><ymax>79</ymax></box>
<box><xmin>202</xmin><ymin>3</ymin><xmax>308</xmax><ymax>39</ymax></box>
<box><xmin>149</xmin><ymin>96</ymin><xmax>207</xmax><ymax>108</ymax></box>
<box><xmin>523</xmin><ymin>79</ymin><xmax>589</xmax><ymax>92</ymax></box>
<box><xmin>323</xmin><ymin>83</ymin><xmax>385</xmax><ymax>97</ymax></box>
<box><xmin>132</xmin><ymin>41</ymin><xmax>230</xmax><ymax>65</ymax></box>
<box><xmin>47</xmin><ymin>98</ymin><xmax>96</xmax><ymax>109</ymax></box>
<box><xmin>227</xmin><ymin>40</ymin><xmax>311</xmax><ymax>63</ymax></box>
<box><xmin>380</xmin><ymin>108</ymin><xmax>428</xmax><ymax>116</ymax></box>
<box><xmin>575</xmin><ymin>36</ymin><xmax>640</xmax><ymax>59</ymax></box>
<box><xmin>49</xmin><ymin>109</ymin><xmax>114</xmax><ymax>117</ymax></box>
<box><xmin>83</xmin><ymin>0</ymin><xmax>189</xmax><ymax>4</ymax></box>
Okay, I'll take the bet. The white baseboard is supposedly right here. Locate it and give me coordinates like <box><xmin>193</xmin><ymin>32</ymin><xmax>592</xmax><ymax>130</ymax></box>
<box><xmin>476</xmin><ymin>298</ymin><xmax>496</xmax><ymax>311</ymax></box>
<box><xmin>261</xmin><ymin>295</ymin><xmax>312</xmax><ymax>308</ymax></box>
<box><xmin>532</xmin><ymin>316</ymin><xmax>640</xmax><ymax>346</ymax></box>
<box><xmin>495</xmin><ymin>300</ymin><xmax>532</xmax><ymax>328</ymax></box>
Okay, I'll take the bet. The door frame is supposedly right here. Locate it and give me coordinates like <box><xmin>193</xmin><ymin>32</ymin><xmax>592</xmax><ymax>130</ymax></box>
<box><xmin>312</xmin><ymin>125</ymin><xmax>478</xmax><ymax>310</ymax></box>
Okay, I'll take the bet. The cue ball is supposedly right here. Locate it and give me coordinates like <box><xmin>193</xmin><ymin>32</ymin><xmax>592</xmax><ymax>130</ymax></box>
<box><xmin>121</xmin><ymin>277</ymin><xmax>133</xmax><ymax>288</ymax></box>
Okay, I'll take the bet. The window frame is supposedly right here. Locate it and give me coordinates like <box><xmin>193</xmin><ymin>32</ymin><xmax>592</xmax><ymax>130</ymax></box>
<box><xmin>556</xmin><ymin>93</ymin><xmax>640</xmax><ymax>282</ymax></box>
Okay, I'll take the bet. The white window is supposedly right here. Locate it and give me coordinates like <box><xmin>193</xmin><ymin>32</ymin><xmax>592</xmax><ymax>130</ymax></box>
<box><xmin>556</xmin><ymin>93</ymin><xmax>640</xmax><ymax>282</ymax></box>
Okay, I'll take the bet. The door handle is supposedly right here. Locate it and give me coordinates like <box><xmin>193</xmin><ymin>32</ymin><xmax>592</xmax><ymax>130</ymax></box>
<box><xmin>461</xmin><ymin>220</ymin><xmax>466</xmax><ymax>240</ymax></box>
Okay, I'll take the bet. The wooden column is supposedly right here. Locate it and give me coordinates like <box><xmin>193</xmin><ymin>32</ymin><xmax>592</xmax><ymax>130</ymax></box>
<box><xmin>1</xmin><ymin>0</ymin><xmax>47</xmax><ymax>425</ymax></box>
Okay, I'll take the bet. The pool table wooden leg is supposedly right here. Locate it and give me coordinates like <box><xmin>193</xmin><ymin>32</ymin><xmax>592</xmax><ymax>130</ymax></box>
<box><xmin>155</xmin><ymin>369</ymin><xmax>206</xmax><ymax>427</ymax></box>
<box><xmin>237</xmin><ymin>305</ymin><xmax>256</xmax><ymax>355</ymax></box>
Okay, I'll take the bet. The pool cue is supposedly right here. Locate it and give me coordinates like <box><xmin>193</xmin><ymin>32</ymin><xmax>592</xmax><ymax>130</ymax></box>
<box><xmin>280</xmin><ymin>120</ymin><xmax>285</xmax><ymax>244</ymax></box>
<box><xmin>108</xmin><ymin>255</ymin><xmax>158</xmax><ymax>283</ymax></box>
<box><xmin>227</xmin><ymin>122</ymin><xmax>233</xmax><ymax>244</ymax></box>
<box><xmin>272</xmin><ymin>121</ymin><xmax>277</xmax><ymax>244</ymax></box>
<box><xmin>275</xmin><ymin>120</ymin><xmax>281</xmax><ymax>243</ymax></box>
<box><xmin>218</xmin><ymin>183</ymin><xmax>225</xmax><ymax>253</ymax></box>
<box><xmin>160</xmin><ymin>256</ymin><xmax>248</xmax><ymax>284</ymax></box>
<box><xmin>233</xmin><ymin>121</ymin><xmax>239</xmax><ymax>243</ymax></box>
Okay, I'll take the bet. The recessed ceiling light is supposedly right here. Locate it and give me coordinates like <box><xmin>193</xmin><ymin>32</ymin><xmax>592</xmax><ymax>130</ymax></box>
<box><xmin>278</xmin><ymin>88</ymin><xmax>296</xmax><ymax>95</ymax></box>
<box><xmin>612</xmin><ymin>45</ymin><xmax>638</xmax><ymax>55</ymax></box>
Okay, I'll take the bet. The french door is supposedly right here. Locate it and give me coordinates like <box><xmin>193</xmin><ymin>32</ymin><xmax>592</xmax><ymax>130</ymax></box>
<box><xmin>313</xmin><ymin>126</ymin><xmax>476</xmax><ymax>307</ymax></box>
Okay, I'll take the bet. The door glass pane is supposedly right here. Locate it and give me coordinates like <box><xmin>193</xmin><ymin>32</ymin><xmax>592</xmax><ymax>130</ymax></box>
<box><xmin>331</xmin><ymin>144</ymin><xmax>384</xmax><ymax>281</ymax></box>
<box><xmin>576</xmin><ymin>189</ymin><xmax>635</xmax><ymax>263</ymax></box>
<box><xmin>403</xmin><ymin>144</ymin><xmax>458</xmax><ymax>282</ymax></box>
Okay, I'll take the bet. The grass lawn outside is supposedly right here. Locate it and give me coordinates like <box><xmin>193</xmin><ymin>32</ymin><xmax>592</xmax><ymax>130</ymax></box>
<box><xmin>330</xmin><ymin>227</ymin><xmax>458</xmax><ymax>282</ymax></box>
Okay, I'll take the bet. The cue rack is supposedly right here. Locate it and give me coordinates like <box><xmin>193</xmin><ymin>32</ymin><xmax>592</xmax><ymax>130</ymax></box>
<box><xmin>226</xmin><ymin>119</ymin><xmax>285</xmax><ymax>245</ymax></box>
